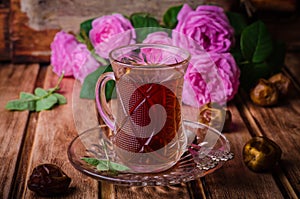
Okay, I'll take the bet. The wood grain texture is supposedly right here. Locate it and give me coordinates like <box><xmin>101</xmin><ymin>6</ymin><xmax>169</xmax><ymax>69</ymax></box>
<box><xmin>239</xmin><ymin>84</ymin><xmax>300</xmax><ymax>197</ymax></box>
<box><xmin>202</xmin><ymin>103</ymin><xmax>284</xmax><ymax>199</ymax></box>
<box><xmin>22</xmin><ymin>67</ymin><xmax>98</xmax><ymax>198</ymax></box>
<box><xmin>9</xmin><ymin>66</ymin><xmax>47</xmax><ymax>199</ymax></box>
<box><xmin>0</xmin><ymin>8</ymin><xmax>10</xmax><ymax>60</ymax></box>
<box><xmin>114</xmin><ymin>184</ymin><xmax>190</xmax><ymax>199</ymax></box>
<box><xmin>10</xmin><ymin>0</ymin><xmax>58</xmax><ymax>63</ymax></box>
<box><xmin>0</xmin><ymin>64</ymin><xmax>39</xmax><ymax>199</ymax></box>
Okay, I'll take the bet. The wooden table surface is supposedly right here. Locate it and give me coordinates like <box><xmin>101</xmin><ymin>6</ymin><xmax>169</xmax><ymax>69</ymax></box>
<box><xmin>1</xmin><ymin>52</ymin><xmax>300</xmax><ymax>198</ymax></box>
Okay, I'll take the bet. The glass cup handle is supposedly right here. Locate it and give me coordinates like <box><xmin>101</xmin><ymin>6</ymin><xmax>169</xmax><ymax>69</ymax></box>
<box><xmin>95</xmin><ymin>72</ymin><xmax>115</xmax><ymax>130</ymax></box>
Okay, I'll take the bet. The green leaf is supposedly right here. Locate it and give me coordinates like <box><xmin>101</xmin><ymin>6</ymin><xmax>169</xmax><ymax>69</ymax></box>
<box><xmin>5</xmin><ymin>99</ymin><xmax>31</xmax><ymax>111</ymax></box>
<box><xmin>96</xmin><ymin>162</ymin><xmax>110</xmax><ymax>171</ymax></box>
<box><xmin>108</xmin><ymin>161</ymin><xmax>130</xmax><ymax>171</ymax></box>
<box><xmin>36</xmin><ymin>95</ymin><xmax>58</xmax><ymax>111</ymax></box>
<box><xmin>240</xmin><ymin>62</ymin><xmax>271</xmax><ymax>90</ymax></box>
<box><xmin>130</xmin><ymin>13</ymin><xmax>160</xmax><ymax>42</ymax></box>
<box><xmin>91</xmin><ymin>50</ymin><xmax>109</xmax><ymax>66</ymax></box>
<box><xmin>81</xmin><ymin>158</ymin><xmax>129</xmax><ymax>172</ymax></box>
<box><xmin>163</xmin><ymin>5</ymin><xmax>183</xmax><ymax>29</ymax></box>
<box><xmin>52</xmin><ymin>93</ymin><xmax>67</xmax><ymax>105</ymax></box>
<box><xmin>81</xmin><ymin>157</ymin><xmax>101</xmax><ymax>166</ymax></box>
<box><xmin>266</xmin><ymin>41</ymin><xmax>285</xmax><ymax>74</ymax></box>
<box><xmin>80</xmin><ymin>18</ymin><xmax>94</xmax><ymax>37</ymax></box>
<box><xmin>79</xmin><ymin>18</ymin><xmax>94</xmax><ymax>50</ymax></box>
<box><xmin>230</xmin><ymin>46</ymin><xmax>244</xmax><ymax>65</ymax></box>
<box><xmin>20</xmin><ymin>92</ymin><xmax>36</xmax><ymax>100</ymax></box>
<box><xmin>226</xmin><ymin>12</ymin><xmax>248</xmax><ymax>36</ymax></box>
<box><xmin>80</xmin><ymin>65</ymin><xmax>114</xmax><ymax>99</ymax></box>
<box><xmin>34</xmin><ymin>88</ymin><xmax>48</xmax><ymax>97</ymax></box>
<box><xmin>241</xmin><ymin>20</ymin><xmax>273</xmax><ymax>63</ymax></box>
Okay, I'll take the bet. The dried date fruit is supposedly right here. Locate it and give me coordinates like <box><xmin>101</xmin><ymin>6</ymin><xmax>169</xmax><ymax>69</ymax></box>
<box><xmin>250</xmin><ymin>79</ymin><xmax>278</xmax><ymax>106</ymax></box>
<box><xmin>27</xmin><ymin>164</ymin><xmax>71</xmax><ymax>196</ymax></box>
<box><xmin>198</xmin><ymin>103</ymin><xmax>232</xmax><ymax>132</ymax></box>
<box><xmin>243</xmin><ymin>136</ymin><xmax>282</xmax><ymax>172</ymax></box>
<box><xmin>268</xmin><ymin>73</ymin><xmax>291</xmax><ymax>96</ymax></box>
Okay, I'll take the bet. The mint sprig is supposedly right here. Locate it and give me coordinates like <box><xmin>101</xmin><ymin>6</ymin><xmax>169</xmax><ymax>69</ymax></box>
<box><xmin>5</xmin><ymin>74</ymin><xmax>67</xmax><ymax>111</ymax></box>
<box><xmin>81</xmin><ymin>139</ymin><xmax>129</xmax><ymax>174</ymax></box>
<box><xmin>81</xmin><ymin>157</ymin><xmax>130</xmax><ymax>174</ymax></box>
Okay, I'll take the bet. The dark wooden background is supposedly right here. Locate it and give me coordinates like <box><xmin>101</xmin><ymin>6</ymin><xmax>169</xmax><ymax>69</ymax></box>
<box><xmin>0</xmin><ymin>0</ymin><xmax>299</xmax><ymax>63</ymax></box>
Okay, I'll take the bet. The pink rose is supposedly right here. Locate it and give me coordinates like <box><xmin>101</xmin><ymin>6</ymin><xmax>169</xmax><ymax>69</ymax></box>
<box><xmin>89</xmin><ymin>14</ymin><xmax>135</xmax><ymax>59</ymax></box>
<box><xmin>71</xmin><ymin>44</ymin><xmax>100</xmax><ymax>84</ymax></box>
<box><xmin>143</xmin><ymin>31</ymin><xmax>173</xmax><ymax>45</ymax></box>
<box><xmin>182</xmin><ymin>52</ymin><xmax>240</xmax><ymax>107</ymax></box>
<box><xmin>50</xmin><ymin>31</ymin><xmax>78</xmax><ymax>76</ymax></box>
<box><xmin>173</xmin><ymin>4</ymin><xmax>234</xmax><ymax>54</ymax></box>
<box><xmin>141</xmin><ymin>32</ymin><xmax>176</xmax><ymax>65</ymax></box>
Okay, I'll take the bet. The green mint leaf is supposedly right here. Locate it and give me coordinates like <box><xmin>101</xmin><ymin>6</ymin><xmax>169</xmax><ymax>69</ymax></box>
<box><xmin>81</xmin><ymin>157</ymin><xmax>102</xmax><ymax>166</ymax></box>
<box><xmin>81</xmin><ymin>157</ymin><xmax>129</xmax><ymax>172</ymax></box>
<box><xmin>163</xmin><ymin>5</ymin><xmax>183</xmax><ymax>29</ymax></box>
<box><xmin>36</xmin><ymin>95</ymin><xmax>58</xmax><ymax>111</ymax></box>
<box><xmin>108</xmin><ymin>161</ymin><xmax>130</xmax><ymax>171</ymax></box>
<box><xmin>130</xmin><ymin>13</ymin><xmax>161</xmax><ymax>42</ymax></box>
<box><xmin>5</xmin><ymin>99</ymin><xmax>32</xmax><ymax>111</ymax></box>
<box><xmin>52</xmin><ymin>93</ymin><xmax>67</xmax><ymax>105</ymax></box>
<box><xmin>20</xmin><ymin>92</ymin><xmax>36</xmax><ymax>100</ymax></box>
<box><xmin>96</xmin><ymin>162</ymin><xmax>110</xmax><ymax>171</ymax></box>
<box><xmin>34</xmin><ymin>87</ymin><xmax>48</xmax><ymax>97</ymax></box>
<box><xmin>241</xmin><ymin>20</ymin><xmax>273</xmax><ymax>63</ymax></box>
<box><xmin>80</xmin><ymin>65</ymin><xmax>114</xmax><ymax>100</ymax></box>
<box><xmin>226</xmin><ymin>12</ymin><xmax>248</xmax><ymax>36</ymax></box>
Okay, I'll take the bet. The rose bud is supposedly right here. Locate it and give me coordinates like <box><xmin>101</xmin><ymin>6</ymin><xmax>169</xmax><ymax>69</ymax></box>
<box><xmin>243</xmin><ymin>136</ymin><xmax>282</xmax><ymax>172</ymax></box>
<box><xmin>250</xmin><ymin>79</ymin><xmax>278</xmax><ymax>106</ymax></box>
<box><xmin>27</xmin><ymin>164</ymin><xmax>71</xmax><ymax>197</ymax></box>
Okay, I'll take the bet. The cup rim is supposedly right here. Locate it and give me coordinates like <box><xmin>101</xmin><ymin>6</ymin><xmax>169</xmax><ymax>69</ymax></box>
<box><xmin>109</xmin><ymin>43</ymin><xmax>191</xmax><ymax>69</ymax></box>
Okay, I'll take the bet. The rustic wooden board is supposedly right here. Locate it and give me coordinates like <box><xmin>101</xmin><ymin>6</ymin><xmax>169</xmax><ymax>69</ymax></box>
<box><xmin>239</xmin><ymin>88</ymin><xmax>300</xmax><ymax>197</ymax></box>
<box><xmin>0</xmin><ymin>8</ymin><xmax>10</xmax><ymax>60</ymax></box>
<box><xmin>10</xmin><ymin>0</ymin><xmax>58</xmax><ymax>63</ymax></box>
<box><xmin>114</xmin><ymin>185</ymin><xmax>191</xmax><ymax>199</ymax></box>
<box><xmin>22</xmin><ymin>67</ymin><xmax>99</xmax><ymax>198</ymax></box>
<box><xmin>0</xmin><ymin>64</ymin><xmax>39</xmax><ymax>199</ymax></box>
<box><xmin>285</xmin><ymin>52</ymin><xmax>300</xmax><ymax>87</ymax></box>
<box><xmin>9</xmin><ymin>65</ymin><xmax>47</xmax><ymax>198</ymax></box>
<box><xmin>200</xmin><ymin>103</ymin><xmax>284</xmax><ymax>198</ymax></box>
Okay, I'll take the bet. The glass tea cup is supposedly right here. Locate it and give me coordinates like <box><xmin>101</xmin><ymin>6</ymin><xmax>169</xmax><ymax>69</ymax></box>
<box><xmin>95</xmin><ymin>44</ymin><xmax>190</xmax><ymax>173</ymax></box>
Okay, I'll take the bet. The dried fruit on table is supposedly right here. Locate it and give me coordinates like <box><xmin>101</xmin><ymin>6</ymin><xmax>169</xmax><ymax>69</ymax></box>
<box><xmin>268</xmin><ymin>73</ymin><xmax>291</xmax><ymax>96</ymax></box>
<box><xmin>27</xmin><ymin>164</ymin><xmax>71</xmax><ymax>196</ymax></box>
<box><xmin>198</xmin><ymin>103</ymin><xmax>232</xmax><ymax>132</ymax></box>
<box><xmin>250</xmin><ymin>79</ymin><xmax>278</xmax><ymax>106</ymax></box>
<box><xmin>243</xmin><ymin>136</ymin><xmax>282</xmax><ymax>172</ymax></box>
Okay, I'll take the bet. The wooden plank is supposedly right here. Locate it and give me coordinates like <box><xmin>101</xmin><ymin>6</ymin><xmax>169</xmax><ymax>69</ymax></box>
<box><xmin>9</xmin><ymin>66</ymin><xmax>47</xmax><ymax>198</ymax></box>
<box><xmin>0</xmin><ymin>8</ymin><xmax>10</xmax><ymax>60</ymax></box>
<box><xmin>10</xmin><ymin>0</ymin><xmax>58</xmax><ymax>63</ymax></box>
<box><xmin>237</xmin><ymin>70</ymin><xmax>300</xmax><ymax>196</ymax></box>
<box><xmin>22</xmin><ymin>67</ymin><xmax>98</xmax><ymax>198</ymax></box>
<box><xmin>0</xmin><ymin>63</ymin><xmax>39</xmax><ymax>199</ymax></box>
<box><xmin>114</xmin><ymin>184</ymin><xmax>191</xmax><ymax>199</ymax></box>
<box><xmin>200</xmin><ymin>103</ymin><xmax>284</xmax><ymax>198</ymax></box>
<box><xmin>285</xmin><ymin>52</ymin><xmax>300</xmax><ymax>86</ymax></box>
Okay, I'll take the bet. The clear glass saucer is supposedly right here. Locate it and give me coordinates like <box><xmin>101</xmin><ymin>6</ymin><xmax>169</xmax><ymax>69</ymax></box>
<box><xmin>67</xmin><ymin>120</ymin><xmax>233</xmax><ymax>186</ymax></box>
